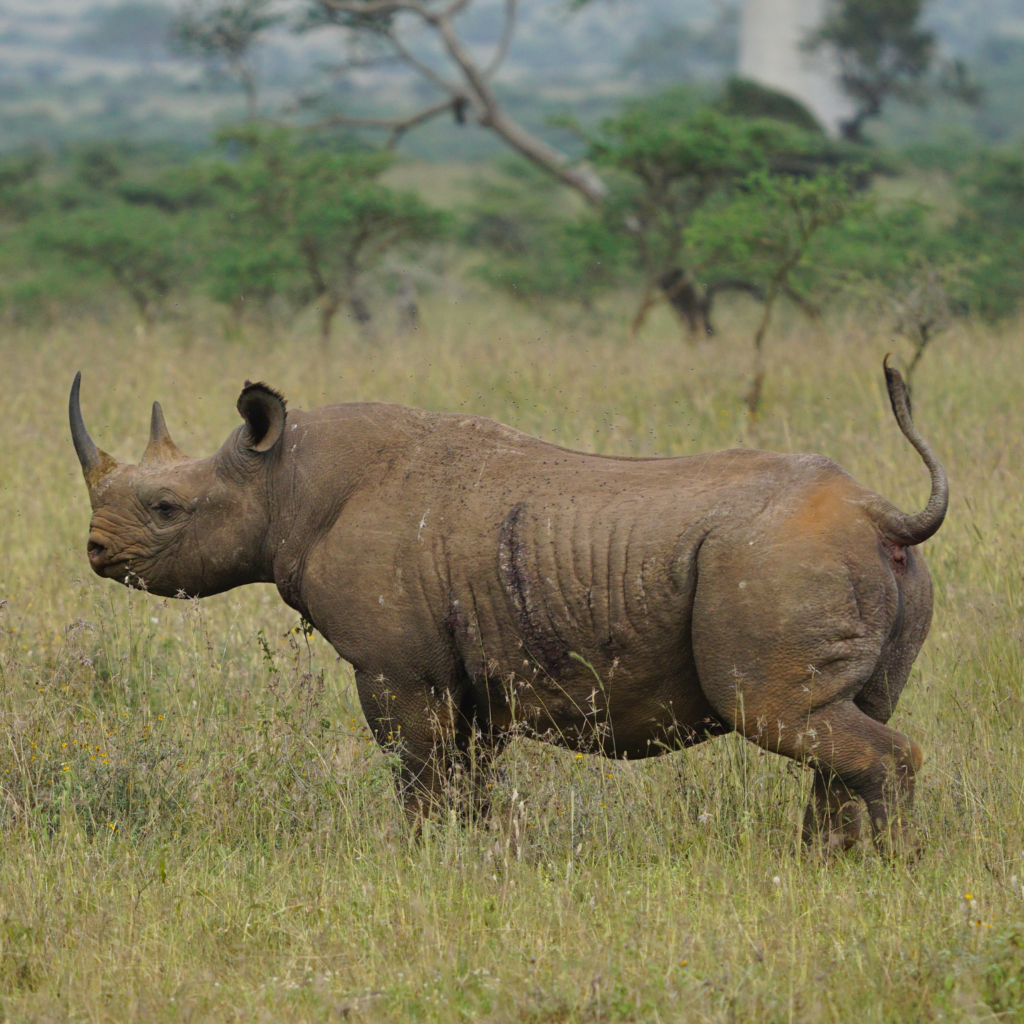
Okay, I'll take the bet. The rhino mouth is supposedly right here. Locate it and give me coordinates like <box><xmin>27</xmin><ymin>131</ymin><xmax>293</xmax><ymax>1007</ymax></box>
<box><xmin>87</xmin><ymin>537</ymin><xmax>131</xmax><ymax>577</ymax></box>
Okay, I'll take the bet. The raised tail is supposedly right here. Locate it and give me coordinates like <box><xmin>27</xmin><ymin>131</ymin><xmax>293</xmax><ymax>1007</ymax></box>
<box><xmin>866</xmin><ymin>355</ymin><xmax>948</xmax><ymax>546</ymax></box>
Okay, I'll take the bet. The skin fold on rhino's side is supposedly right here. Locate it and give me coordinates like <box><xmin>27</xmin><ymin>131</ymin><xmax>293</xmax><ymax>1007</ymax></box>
<box><xmin>69</xmin><ymin>358</ymin><xmax>947</xmax><ymax>856</ymax></box>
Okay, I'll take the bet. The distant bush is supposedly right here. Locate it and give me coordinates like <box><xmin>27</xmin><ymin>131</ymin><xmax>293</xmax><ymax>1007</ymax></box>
<box><xmin>688</xmin><ymin>170</ymin><xmax>861</xmax><ymax>412</ymax></box>
<box><xmin>204</xmin><ymin>125</ymin><xmax>449</xmax><ymax>341</ymax></box>
<box><xmin>715</xmin><ymin>78</ymin><xmax>824</xmax><ymax>134</ymax></box>
<box><xmin>477</xmin><ymin>215</ymin><xmax>626</xmax><ymax>311</ymax></box>
<box><xmin>33</xmin><ymin>201</ymin><xmax>190</xmax><ymax>323</ymax></box>
<box><xmin>0</xmin><ymin>99</ymin><xmax>1019</xmax><ymax>339</ymax></box>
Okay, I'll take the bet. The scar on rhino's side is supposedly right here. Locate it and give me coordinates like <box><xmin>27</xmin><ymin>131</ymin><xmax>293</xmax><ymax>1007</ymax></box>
<box><xmin>498</xmin><ymin>502</ymin><xmax>573</xmax><ymax>680</ymax></box>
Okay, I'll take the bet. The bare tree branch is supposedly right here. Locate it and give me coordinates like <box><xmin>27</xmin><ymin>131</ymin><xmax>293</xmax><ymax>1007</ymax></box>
<box><xmin>431</xmin><ymin>9</ymin><xmax>607</xmax><ymax>202</ymax></box>
<box><xmin>304</xmin><ymin>96</ymin><xmax>462</xmax><ymax>147</ymax></box>
<box><xmin>483</xmin><ymin>0</ymin><xmax>516</xmax><ymax>79</ymax></box>
<box><xmin>306</xmin><ymin>0</ymin><xmax>608</xmax><ymax>204</ymax></box>
<box><xmin>382</xmin><ymin>26</ymin><xmax>460</xmax><ymax>97</ymax></box>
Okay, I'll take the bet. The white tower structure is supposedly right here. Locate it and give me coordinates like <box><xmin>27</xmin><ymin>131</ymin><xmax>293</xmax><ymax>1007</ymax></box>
<box><xmin>738</xmin><ymin>0</ymin><xmax>855</xmax><ymax>137</ymax></box>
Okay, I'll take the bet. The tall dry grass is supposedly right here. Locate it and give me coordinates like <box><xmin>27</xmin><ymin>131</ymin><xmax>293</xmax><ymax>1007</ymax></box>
<box><xmin>0</xmin><ymin>292</ymin><xmax>1021</xmax><ymax>1022</ymax></box>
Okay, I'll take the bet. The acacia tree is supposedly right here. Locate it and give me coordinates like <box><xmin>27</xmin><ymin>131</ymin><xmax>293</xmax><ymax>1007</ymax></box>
<box><xmin>805</xmin><ymin>0</ymin><xmax>981</xmax><ymax>143</ymax></box>
<box><xmin>587</xmin><ymin>101</ymin><xmax>831</xmax><ymax>338</ymax></box>
<box><xmin>209</xmin><ymin>126</ymin><xmax>447</xmax><ymax>342</ymax></box>
<box><xmin>687</xmin><ymin>170</ymin><xmax>858</xmax><ymax>413</ymax></box>
<box><xmin>171</xmin><ymin>0</ymin><xmax>281</xmax><ymax>119</ymax></box>
<box><xmin>35</xmin><ymin>203</ymin><xmax>187</xmax><ymax>323</ymax></box>
<box><xmin>295</xmin><ymin>0</ymin><xmax>607</xmax><ymax>203</ymax></box>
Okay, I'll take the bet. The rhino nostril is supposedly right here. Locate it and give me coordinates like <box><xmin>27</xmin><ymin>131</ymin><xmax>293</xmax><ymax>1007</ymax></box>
<box><xmin>87</xmin><ymin>539</ymin><xmax>107</xmax><ymax>565</ymax></box>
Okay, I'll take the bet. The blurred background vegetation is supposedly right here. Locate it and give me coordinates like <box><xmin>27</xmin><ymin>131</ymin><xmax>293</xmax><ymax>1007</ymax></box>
<box><xmin>0</xmin><ymin>0</ymin><xmax>1019</xmax><ymax>415</ymax></box>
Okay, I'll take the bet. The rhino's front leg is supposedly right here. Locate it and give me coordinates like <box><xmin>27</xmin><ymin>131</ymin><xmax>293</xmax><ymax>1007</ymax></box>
<box><xmin>354</xmin><ymin>669</ymin><xmax>498</xmax><ymax>824</ymax></box>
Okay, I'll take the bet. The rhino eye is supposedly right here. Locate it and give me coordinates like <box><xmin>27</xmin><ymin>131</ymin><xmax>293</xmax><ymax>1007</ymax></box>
<box><xmin>154</xmin><ymin>500</ymin><xmax>178</xmax><ymax>520</ymax></box>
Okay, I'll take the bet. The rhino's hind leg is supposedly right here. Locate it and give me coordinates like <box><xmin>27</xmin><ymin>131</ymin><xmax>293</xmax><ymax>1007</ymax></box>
<box><xmin>693</xmin><ymin>642</ymin><xmax>922</xmax><ymax>853</ymax></box>
<box><xmin>692</xmin><ymin>528</ymin><xmax>929</xmax><ymax>856</ymax></box>
<box><xmin>802</xmin><ymin>768</ymin><xmax>862</xmax><ymax>854</ymax></box>
<box><xmin>768</xmin><ymin>701</ymin><xmax>922</xmax><ymax>856</ymax></box>
<box><xmin>694</xmin><ymin>645</ymin><xmax>923</xmax><ymax>854</ymax></box>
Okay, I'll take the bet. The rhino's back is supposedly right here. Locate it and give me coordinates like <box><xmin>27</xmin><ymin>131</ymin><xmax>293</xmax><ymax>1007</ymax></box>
<box><xmin>299</xmin><ymin>401</ymin><xmax>853</xmax><ymax>656</ymax></box>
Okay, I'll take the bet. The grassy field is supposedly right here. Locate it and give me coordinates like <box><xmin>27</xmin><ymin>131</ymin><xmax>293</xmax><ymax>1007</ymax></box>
<box><xmin>0</xmin><ymin>292</ymin><xmax>1022</xmax><ymax>1023</ymax></box>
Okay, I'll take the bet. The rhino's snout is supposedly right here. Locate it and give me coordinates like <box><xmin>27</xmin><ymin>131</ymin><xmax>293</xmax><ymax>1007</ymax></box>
<box><xmin>87</xmin><ymin>534</ymin><xmax>114</xmax><ymax>573</ymax></box>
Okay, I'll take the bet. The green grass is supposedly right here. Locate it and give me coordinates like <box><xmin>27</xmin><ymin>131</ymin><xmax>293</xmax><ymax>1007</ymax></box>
<box><xmin>0</xmin><ymin>291</ymin><xmax>1022</xmax><ymax>1022</ymax></box>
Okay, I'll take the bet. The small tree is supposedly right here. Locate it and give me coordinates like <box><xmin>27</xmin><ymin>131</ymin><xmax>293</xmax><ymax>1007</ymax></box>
<box><xmin>889</xmin><ymin>259</ymin><xmax>963</xmax><ymax>392</ymax></box>
<box><xmin>171</xmin><ymin>0</ymin><xmax>281</xmax><ymax>119</ymax></box>
<box><xmin>34</xmin><ymin>202</ymin><xmax>187</xmax><ymax>323</ymax></box>
<box><xmin>210</xmin><ymin>126</ymin><xmax>447</xmax><ymax>342</ymax></box>
<box><xmin>805</xmin><ymin>0</ymin><xmax>981</xmax><ymax>143</ymax></box>
<box><xmin>687</xmin><ymin>171</ymin><xmax>858</xmax><ymax>414</ymax></box>
<box><xmin>587</xmin><ymin>98</ymin><xmax>830</xmax><ymax>337</ymax></box>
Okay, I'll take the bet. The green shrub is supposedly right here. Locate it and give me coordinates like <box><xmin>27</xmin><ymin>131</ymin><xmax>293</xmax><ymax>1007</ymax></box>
<box><xmin>33</xmin><ymin>201</ymin><xmax>190</xmax><ymax>322</ymax></box>
<box><xmin>206</xmin><ymin>125</ymin><xmax>449</xmax><ymax>340</ymax></box>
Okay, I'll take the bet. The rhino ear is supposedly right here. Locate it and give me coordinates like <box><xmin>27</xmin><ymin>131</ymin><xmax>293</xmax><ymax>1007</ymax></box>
<box><xmin>236</xmin><ymin>381</ymin><xmax>287</xmax><ymax>453</ymax></box>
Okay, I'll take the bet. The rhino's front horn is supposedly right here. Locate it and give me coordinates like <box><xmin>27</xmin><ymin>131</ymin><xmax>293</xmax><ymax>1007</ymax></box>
<box><xmin>141</xmin><ymin>401</ymin><xmax>185</xmax><ymax>466</ymax></box>
<box><xmin>69</xmin><ymin>372</ymin><xmax>118</xmax><ymax>488</ymax></box>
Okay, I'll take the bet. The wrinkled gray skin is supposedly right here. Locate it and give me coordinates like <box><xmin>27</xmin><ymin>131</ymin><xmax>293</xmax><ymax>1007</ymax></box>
<box><xmin>71</xmin><ymin>361</ymin><xmax>947</xmax><ymax>854</ymax></box>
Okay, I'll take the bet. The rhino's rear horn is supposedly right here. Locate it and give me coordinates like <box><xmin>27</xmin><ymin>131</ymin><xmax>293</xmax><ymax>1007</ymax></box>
<box><xmin>142</xmin><ymin>401</ymin><xmax>186</xmax><ymax>465</ymax></box>
<box><xmin>69</xmin><ymin>372</ymin><xmax>119</xmax><ymax>487</ymax></box>
<box><xmin>237</xmin><ymin>381</ymin><xmax>287</xmax><ymax>453</ymax></box>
